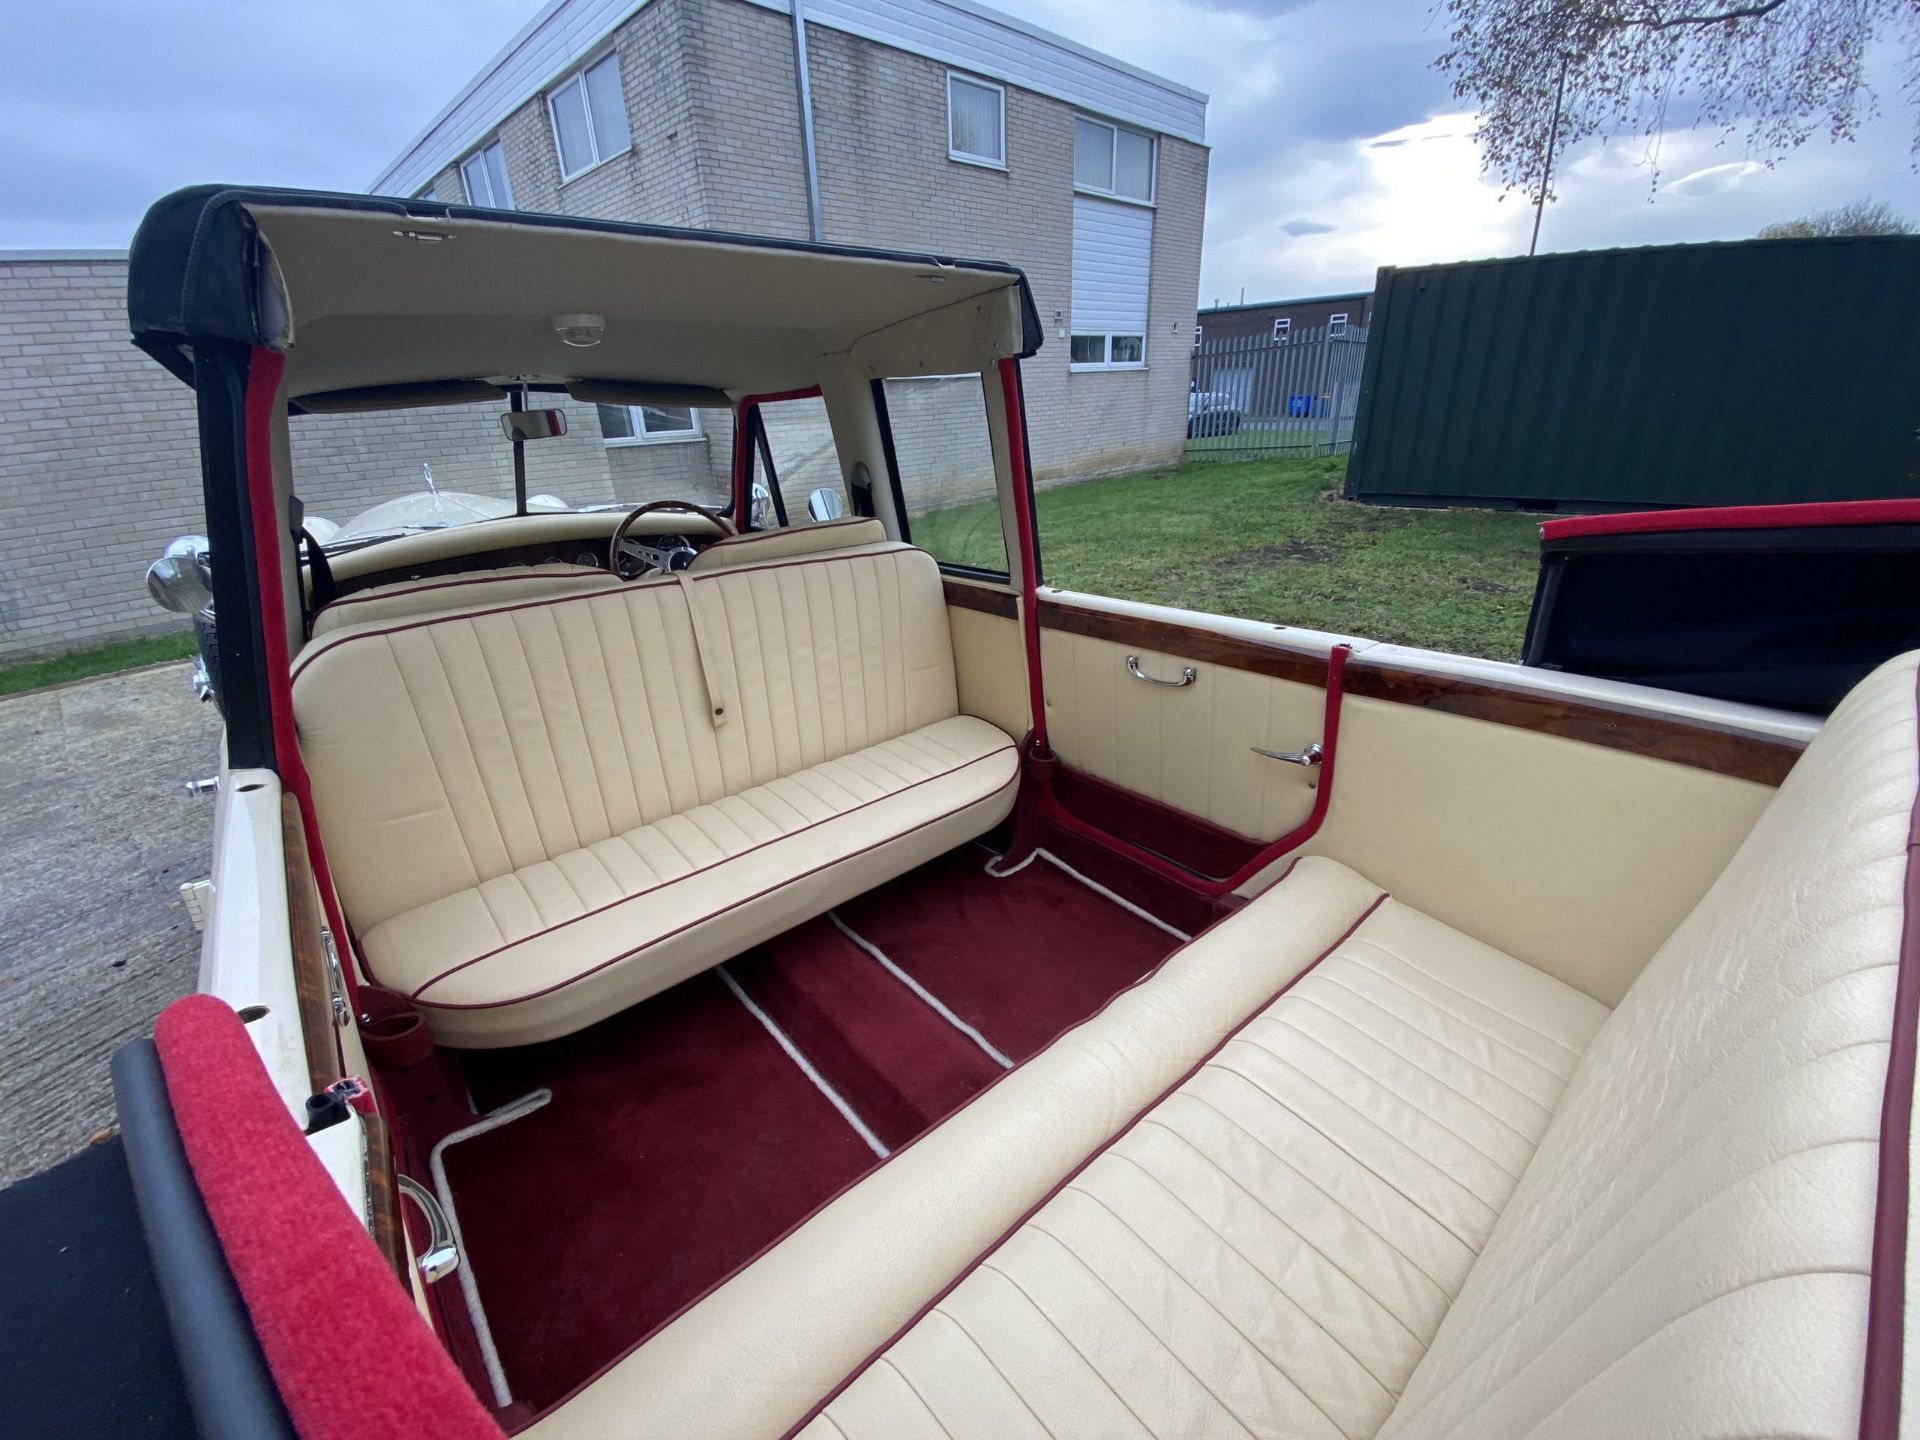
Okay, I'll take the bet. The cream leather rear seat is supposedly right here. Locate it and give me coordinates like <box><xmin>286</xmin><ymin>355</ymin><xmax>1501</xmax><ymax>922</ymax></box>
<box><xmin>291</xmin><ymin>521</ymin><xmax>1019</xmax><ymax>1047</ymax></box>
<box><xmin>533</xmin><ymin>652</ymin><xmax>1916</xmax><ymax>1440</ymax></box>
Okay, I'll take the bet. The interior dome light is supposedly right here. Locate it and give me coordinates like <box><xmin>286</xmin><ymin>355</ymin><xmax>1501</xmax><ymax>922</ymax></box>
<box><xmin>552</xmin><ymin>313</ymin><xmax>606</xmax><ymax>347</ymax></box>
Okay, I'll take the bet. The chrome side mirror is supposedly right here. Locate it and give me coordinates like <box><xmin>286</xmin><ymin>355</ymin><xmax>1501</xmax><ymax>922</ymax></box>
<box><xmin>146</xmin><ymin>535</ymin><xmax>213</xmax><ymax>616</ymax></box>
<box><xmin>750</xmin><ymin>481</ymin><xmax>774</xmax><ymax>531</ymax></box>
<box><xmin>806</xmin><ymin>487</ymin><xmax>846</xmax><ymax>522</ymax></box>
<box><xmin>499</xmin><ymin>409</ymin><xmax>568</xmax><ymax>442</ymax></box>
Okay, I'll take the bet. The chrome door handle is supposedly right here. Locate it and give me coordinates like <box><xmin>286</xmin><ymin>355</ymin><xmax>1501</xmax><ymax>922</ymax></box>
<box><xmin>397</xmin><ymin>1175</ymin><xmax>460</xmax><ymax>1283</ymax></box>
<box><xmin>1252</xmin><ymin>742</ymin><xmax>1324</xmax><ymax>767</ymax></box>
<box><xmin>1127</xmin><ymin>655</ymin><xmax>1196</xmax><ymax>688</ymax></box>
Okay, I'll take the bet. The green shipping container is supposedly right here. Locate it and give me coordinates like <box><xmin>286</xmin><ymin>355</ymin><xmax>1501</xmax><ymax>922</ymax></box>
<box><xmin>1344</xmin><ymin>236</ymin><xmax>1920</xmax><ymax>511</ymax></box>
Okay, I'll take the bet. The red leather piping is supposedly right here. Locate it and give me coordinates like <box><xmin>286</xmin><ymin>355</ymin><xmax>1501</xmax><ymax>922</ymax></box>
<box><xmin>1858</xmin><ymin>665</ymin><xmax>1920</xmax><ymax>1439</ymax></box>
<box><xmin>404</xmin><ymin>744</ymin><xmax>1020</xmax><ymax>1003</ymax></box>
<box><xmin>288</xmin><ymin>543</ymin><xmax>918</xmax><ymax>684</ymax></box>
<box><xmin>244</xmin><ymin>347</ymin><xmax>362</xmax><ymax>1029</ymax></box>
<box><xmin>1037</xmin><ymin>642</ymin><xmax>1352</xmax><ymax>898</ymax></box>
<box><xmin>521</xmin><ymin>854</ymin><xmax>1313</xmax><ymax>1431</ymax></box>
<box><xmin>779</xmin><ymin>886</ymin><xmax>1392</xmax><ymax>1438</ymax></box>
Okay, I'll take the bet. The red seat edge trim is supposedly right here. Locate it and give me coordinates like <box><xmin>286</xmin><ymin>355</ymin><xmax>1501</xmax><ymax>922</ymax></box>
<box><xmin>152</xmin><ymin>994</ymin><xmax>502</xmax><ymax>1440</ymax></box>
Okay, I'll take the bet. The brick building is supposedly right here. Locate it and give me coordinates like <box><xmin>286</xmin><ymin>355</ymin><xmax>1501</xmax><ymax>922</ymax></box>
<box><xmin>375</xmin><ymin>0</ymin><xmax>1210</xmax><ymax>486</ymax></box>
<box><xmin>1197</xmin><ymin>291</ymin><xmax>1373</xmax><ymax>347</ymax></box>
<box><xmin>0</xmin><ymin>0</ymin><xmax>1206</xmax><ymax>660</ymax></box>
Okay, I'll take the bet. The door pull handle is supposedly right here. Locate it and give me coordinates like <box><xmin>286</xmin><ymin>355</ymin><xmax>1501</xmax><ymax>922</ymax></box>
<box><xmin>1126</xmin><ymin>655</ymin><xmax>1196</xmax><ymax>688</ymax></box>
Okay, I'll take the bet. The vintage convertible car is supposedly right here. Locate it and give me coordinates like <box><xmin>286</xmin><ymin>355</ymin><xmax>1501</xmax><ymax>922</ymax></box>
<box><xmin>108</xmin><ymin>186</ymin><xmax>1915</xmax><ymax>1440</ymax></box>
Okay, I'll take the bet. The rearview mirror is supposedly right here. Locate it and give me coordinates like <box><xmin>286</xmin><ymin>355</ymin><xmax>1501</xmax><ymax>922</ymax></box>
<box><xmin>807</xmin><ymin>487</ymin><xmax>846</xmax><ymax>522</ymax></box>
<box><xmin>500</xmin><ymin>409</ymin><xmax>569</xmax><ymax>442</ymax></box>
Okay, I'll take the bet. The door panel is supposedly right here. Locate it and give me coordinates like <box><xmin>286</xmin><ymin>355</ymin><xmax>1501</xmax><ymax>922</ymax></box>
<box><xmin>947</xmin><ymin>599</ymin><xmax>1030</xmax><ymax>740</ymax></box>
<box><xmin>1040</xmin><ymin>626</ymin><xmax>1324</xmax><ymax>842</ymax></box>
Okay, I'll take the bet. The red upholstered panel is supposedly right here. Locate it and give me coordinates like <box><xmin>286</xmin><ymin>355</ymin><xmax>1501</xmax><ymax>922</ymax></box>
<box><xmin>153</xmin><ymin>994</ymin><xmax>501</xmax><ymax>1440</ymax></box>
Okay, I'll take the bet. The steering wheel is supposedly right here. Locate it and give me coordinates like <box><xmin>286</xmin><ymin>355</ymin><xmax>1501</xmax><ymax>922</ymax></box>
<box><xmin>608</xmin><ymin>499</ymin><xmax>735</xmax><ymax>579</ymax></box>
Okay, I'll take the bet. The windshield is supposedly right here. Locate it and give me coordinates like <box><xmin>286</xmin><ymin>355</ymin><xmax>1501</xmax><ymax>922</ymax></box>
<box><xmin>289</xmin><ymin>396</ymin><xmax>735</xmax><ymax>553</ymax></box>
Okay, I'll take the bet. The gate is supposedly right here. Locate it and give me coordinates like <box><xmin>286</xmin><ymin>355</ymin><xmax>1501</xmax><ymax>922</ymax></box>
<box><xmin>1186</xmin><ymin>322</ymin><xmax>1369</xmax><ymax>462</ymax></box>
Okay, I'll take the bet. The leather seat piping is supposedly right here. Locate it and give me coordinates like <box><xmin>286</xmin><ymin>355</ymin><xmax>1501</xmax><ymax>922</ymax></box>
<box><xmin>406</xmin><ymin>744</ymin><xmax>1020</xmax><ymax>1007</ymax></box>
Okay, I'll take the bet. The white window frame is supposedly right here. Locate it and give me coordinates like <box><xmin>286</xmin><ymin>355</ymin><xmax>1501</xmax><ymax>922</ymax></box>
<box><xmin>548</xmin><ymin>51</ymin><xmax>631</xmax><ymax>182</ymax></box>
<box><xmin>1073</xmin><ymin>115</ymin><xmax>1156</xmax><ymax>206</ymax></box>
<box><xmin>1328</xmin><ymin>313</ymin><xmax>1350</xmax><ymax>337</ymax></box>
<box><xmin>601</xmin><ymin>405</ymin><xmax>703</xmax><ymax>447</ymax></box>
<box><xmin>459</xmin><ymin>139</ymin><xmax>513</xmax><ymax>210</ymax></box>
<box><xmin>1192</xmin><ymin>324</ymin><xmax>1203</xmax><ymax>350</ymax></box>
<box><xmin>1068</xmin><ymin>332</ymin><xmax>1148</xmax><ymax>372</ymax></box>
<box><xmin>1272</xmin><ymin>317</ymin><xmax>1291</xmax><ymax>341</ymax></box>
<box><xmin>946</xmin><ymin>72</ymin><xmax>1006</xmax><ymax>170</ymax></box>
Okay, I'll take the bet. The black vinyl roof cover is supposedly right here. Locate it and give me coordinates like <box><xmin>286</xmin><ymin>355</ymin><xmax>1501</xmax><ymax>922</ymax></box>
<box><xmin>126</xmin><ymin>185</ymin><xmax>1045</xmax><ymax>386</ymax></box>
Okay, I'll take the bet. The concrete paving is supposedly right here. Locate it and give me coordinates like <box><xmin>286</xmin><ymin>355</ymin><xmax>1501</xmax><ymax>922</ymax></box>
<box><xmin>0</xmin><ymin>662</ymin><xmax>222</xmax><ymax>1186</ymax></box>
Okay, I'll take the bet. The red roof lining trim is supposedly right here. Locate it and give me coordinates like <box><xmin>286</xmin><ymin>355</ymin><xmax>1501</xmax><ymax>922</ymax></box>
<box><xmin>778</xmin><ymin>887</ymin><xmax>1392</xmax><ymax>1438</ymax></box>
<box><xmin>405</xmin><ymin>744</ymin><xmax>1019</xmax><ymax>1001</ymax></box>
<box><xmin>1543</xmin><ymin>498</ymin><xmax>1920</xmax><ymax>543</ymax></box>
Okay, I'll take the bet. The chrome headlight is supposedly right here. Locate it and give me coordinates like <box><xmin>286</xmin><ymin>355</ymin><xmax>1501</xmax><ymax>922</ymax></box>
<box><xmin>146</xmin><ymin>535</ymin><xmax>213</xmax><ymax>616</ymax></box>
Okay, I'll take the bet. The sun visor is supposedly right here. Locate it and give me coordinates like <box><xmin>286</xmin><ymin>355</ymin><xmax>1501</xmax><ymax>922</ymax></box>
<box><xmin>291</xmin><ymin>379</ymin><xmax>508</xmax><ymax>414</ymax></box>
<box><xmin>565</xmin><ymin>380</ymin><xmax>733</xmax><ymax>408</ymax></box>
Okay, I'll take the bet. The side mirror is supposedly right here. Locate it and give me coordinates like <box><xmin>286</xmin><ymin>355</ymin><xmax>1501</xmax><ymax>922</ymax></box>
<box><xmin>807</xmin><ymin>487</ymin><xmax>847</xmax><ymax>522</ymax></box>
<box><xmin>500</xmin><ymin>409</ymin><xmax>569</xmax><ymax>442</ymax></box>
<box><xmin>751</xmin><ymin>481</ymin><xmax>774</xmax><ymax>531</ymax></box>
<box><xmin>146</xmin><ymin>535</ymin><xmax>214</xmax><ymax>616</ymax></box>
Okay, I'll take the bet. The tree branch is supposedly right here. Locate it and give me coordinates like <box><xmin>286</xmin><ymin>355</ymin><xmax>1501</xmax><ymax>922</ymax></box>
<box><xmin>1625</xmin><ymin>0</ymin><xmax>1795</xmax><ymax>31</ymax></box>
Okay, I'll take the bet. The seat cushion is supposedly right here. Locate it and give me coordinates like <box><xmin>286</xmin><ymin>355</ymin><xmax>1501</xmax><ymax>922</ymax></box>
<box><xmin>369</xmin><ymin>714</ymin><xmax>1018</xmax><ymax>1047</ymax></box>
<box><xmin>794</xmin><ymin>891</ymin><xmax>1608</xmax><ymax>1440</ymax></box>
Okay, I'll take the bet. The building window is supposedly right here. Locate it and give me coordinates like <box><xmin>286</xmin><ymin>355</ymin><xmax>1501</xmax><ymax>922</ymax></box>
<box><xmin>1272</xmin><ymin>317</ymin><xmax>1291</xmax><ymax>341</ymax></box>
<box><xmin>417</xmin><ymin>185</ymin><xmax>438</xmax><ymax>202</ymax></box>
<box><xmin>1074</xmin><ymin>116</ymin><xmax>1154</xmax><ymax>204</ymax></box>
<box><xmin>947</xmin><ymin>73</ymin><xmax>1005</xmax><ymax>168</ymax></box>
<box><xmin>1070</xmin><ymin>194</ymin><xmax>1151</xmax><ymax>371</ymax></box>
<box><xmin>549</xmin><ymin>52</ymin><xmax>632</xmax><ymax>180</ymax></box>
<box><xmin>1192</xmin><ymin>325</ymin><xmax>1203</xmax><ymax>350</ymax></box>
<box><xmin>598</xmin><ymin>404</ymin><xmax>700</xmax><ymax>444</ymax></box>
<box><xmin>1069</xmin><ymin>333</ymin><xmax>1146</xmax><ymax>368</ymax></box>
<box><xmin>1329</xmin><ymin>313</ymin><xmax>1349</xmax><ymax>337</ymax></box>
<box><xmin>459</xmin><ymin>140</ymin><xmax>513</xmax><ymax>209</ymax></box>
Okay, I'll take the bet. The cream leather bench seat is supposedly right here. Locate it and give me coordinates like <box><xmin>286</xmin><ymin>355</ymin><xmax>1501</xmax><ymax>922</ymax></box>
<box><xmin>532</xmin><ymin>652</ymin><xmax>1916</xmax><ymax>1440</ymax></box>
<box><xmin>291</xmin><ymin>521</ymin><xmax>1019</xmax><ymax>1047</ymax></box>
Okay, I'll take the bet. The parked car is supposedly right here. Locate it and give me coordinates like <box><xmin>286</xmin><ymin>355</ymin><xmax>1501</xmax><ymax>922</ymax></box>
<box><xmin>1186</xmin><ymin>386</ymin><xmax>1242</xmax><ymax>437</ymax></box>
<box><xmin>77</xmin><ymin>186</ymin><xmax>1917</xmax><ymax>1440</ymax></box>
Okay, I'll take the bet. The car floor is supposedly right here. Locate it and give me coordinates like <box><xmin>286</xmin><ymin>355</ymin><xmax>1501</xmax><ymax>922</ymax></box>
<box><xmin>427</xmin><ymin>842</ymin><xmax>1186</xmax><ymax>1418</ymax></box>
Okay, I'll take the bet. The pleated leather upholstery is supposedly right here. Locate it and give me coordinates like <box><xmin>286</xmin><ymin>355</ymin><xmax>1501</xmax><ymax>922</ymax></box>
<box><xmin>763</xmin><ymin>654</ymin><xmax>1914</xmax><ymax>1440</ymax></box>
<box><xmin>292</xmin><ymin>541</ymin><xmax>1019</xmax><ymax>1046</ymax></box>
<box><xmin>801</xmin><ymin>895</ymin><xmax>1609</xmax><ymax>1440</ymax></box>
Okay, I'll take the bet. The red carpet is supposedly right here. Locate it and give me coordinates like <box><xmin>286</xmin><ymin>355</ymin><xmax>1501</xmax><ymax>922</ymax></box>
<box><xmin>835</xmin><ymin>845</ymin><xmax>1179</xmax><ymax>1060</ymax></box>
<box><xmin>445</xmin><ymin>973</ymin><xmax>875</xmax><ymax>1416</ymax></box>
<box><xmin>428</xmin><ymin>843</ymin><xmax>1183</xmax><ymax>1423</ymax></box>
<box><xmin>728</xmin><ymin>919</ymin><xmax>1005</xmax><ymax>1150</ymax></box>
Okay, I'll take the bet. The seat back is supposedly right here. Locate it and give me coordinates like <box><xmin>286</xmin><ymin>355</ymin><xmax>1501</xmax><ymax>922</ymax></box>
<box><xmin>291</xmin><ymin>538</ymin><xmax>960</xmax><ymax>932</ymax></box>
<box><xmin>1381</xmin><ymin>652</ymin><xmax>1918</xmax><ymax>1439</ymax></box>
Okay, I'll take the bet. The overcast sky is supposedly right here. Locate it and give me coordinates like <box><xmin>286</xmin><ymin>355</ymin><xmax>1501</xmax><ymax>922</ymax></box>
<box><xmin>6</xmin><ymin>0</ymin><xmax>1917</xmax><ymax>304</ymax></box>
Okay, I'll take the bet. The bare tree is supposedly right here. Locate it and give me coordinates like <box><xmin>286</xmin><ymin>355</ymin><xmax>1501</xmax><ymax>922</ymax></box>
<box><xmin>1436</xmin><ymin>0</ymin><xmax>1920</xmax><ymax>201</ymax></box>
<box><xmin>1757</xmin><ymin>196</ymin><xmax>1916</xmax><ymax>234</ymax></box>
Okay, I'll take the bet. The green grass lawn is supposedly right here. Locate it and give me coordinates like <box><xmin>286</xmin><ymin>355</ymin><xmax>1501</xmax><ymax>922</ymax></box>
<box><xmin>914</xmin><ymin>455</ymin><xmax>1543</xmax><ymax>659</ymax></box>
<box><xmin>0</xmin><ymin>630</ymin><xmax>197</xmax><ymax>699</ymax></box>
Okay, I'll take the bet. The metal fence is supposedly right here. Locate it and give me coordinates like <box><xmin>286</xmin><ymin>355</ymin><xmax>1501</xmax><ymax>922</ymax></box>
<box><xmin>1186</xmin><ymin>323</ymin><xmax>1370</xmax><ymax>462</ymax></box>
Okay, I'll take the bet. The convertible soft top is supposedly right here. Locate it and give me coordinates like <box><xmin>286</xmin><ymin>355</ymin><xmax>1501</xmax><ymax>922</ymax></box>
<box><xmin>126</xmin><ymin>186</ymin><xmax>1043</xmax><ymax>402</ymax></box>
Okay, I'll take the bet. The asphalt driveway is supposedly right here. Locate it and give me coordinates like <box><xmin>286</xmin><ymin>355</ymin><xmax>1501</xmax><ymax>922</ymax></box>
<box><xmin>0</xmin><ymin>662</ymin><xmax>220</xmax><ymax>1186</ymax></box>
